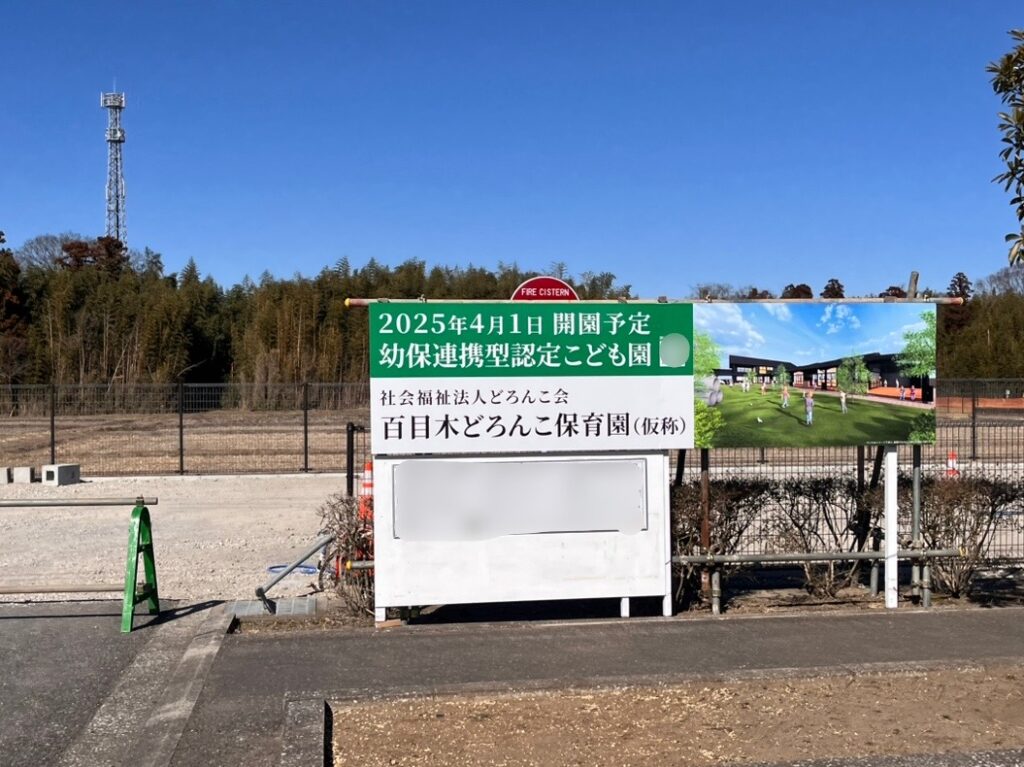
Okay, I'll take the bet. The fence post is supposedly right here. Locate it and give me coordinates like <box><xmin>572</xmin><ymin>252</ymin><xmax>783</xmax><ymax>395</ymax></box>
<box><xmin>49</xmin><ymin>384</ymin><xmax>56</xmax><ymax>464</ymax></box>
<box><xmin>970</xmin><ymin>380</ymin><xmax>978</xmax><ymax>460</ymax></box>
<box><xmin>700</xmin><ymin>448</ymin><xmax>711</xmax><ymax>598</ymax></box>
<box><xmin>854</xmin><ymin>445</ymin><xmax>868</xmax><ymax>552</ymax></box>
<box><xmin>346</xmin><ymin>422</ymin><xmax>356</xmax><ymax>496</ymax></box>
<box><xmin>303</xmin><ymin>382</ymin><xmax>310</xmax><ymax>473</ymax></box>
<box><xmin>673</xmin><ymin>449</ymin><xmax>685</xmax><ymax>488</ymax></box>
<box><xmin>911</xmin><ymin>444</ymin><xmax>922</xmax><ymax>603</ymax></box>
<box><xmin>178</xmin><ymin>380</ymin><xmax>185</xmax><ymax>475</ymax></box>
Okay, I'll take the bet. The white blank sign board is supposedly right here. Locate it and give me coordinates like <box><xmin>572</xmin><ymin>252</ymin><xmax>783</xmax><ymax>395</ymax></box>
<box><xmin>393</xmin><ymin>458</ymin><xmax>648</xmax><ymax>540</ymax></box>
<box><xmin>374</xmin><ymin>453</ymin><xmax>671</xmax><ymax>610</ymax></box>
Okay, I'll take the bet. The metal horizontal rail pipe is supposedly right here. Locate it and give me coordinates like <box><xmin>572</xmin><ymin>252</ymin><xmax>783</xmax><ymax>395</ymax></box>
<box><xmin>0</xmin><ymin>497</ymin><xmax>158</xmax><ymax>508</ymax></box>
<box><xmin>345</xmin><ymin>297</ymin><xmax>964</xmax><ymax>306</ymax></box>
<box><xmin>0</xmin><ymin>583</ymin><xmax>123</xmax><ymax>595</ymax></box>
<box><xmin>673</xmin><ymin>549</ymin><xmax>960</xmax><ymax>565</ymax></box>
<box><xmin>288</xmin><ymin>553</ymin><xmax>953</xmax><ymax>571</ymax></box>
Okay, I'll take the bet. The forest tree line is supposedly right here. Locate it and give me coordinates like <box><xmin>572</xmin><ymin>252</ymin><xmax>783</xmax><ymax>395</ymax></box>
<box><xmin>2</xmin><ymin>229</ymin><xmax>1024</xmax><ymax>387</ymax></box>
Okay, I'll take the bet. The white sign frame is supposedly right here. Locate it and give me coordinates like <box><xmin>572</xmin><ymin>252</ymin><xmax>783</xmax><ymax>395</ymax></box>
<box><xmin>372</xmin><ymin>452</ymin><xmax>673</xmax><ymax>620</ymax></box>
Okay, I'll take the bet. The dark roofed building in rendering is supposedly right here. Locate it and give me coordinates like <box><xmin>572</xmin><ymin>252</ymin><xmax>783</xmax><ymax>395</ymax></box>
<box><xmin>720</xmin><ymin>353</ymin><xmax>930</xmax><ymax>402</ymax></box>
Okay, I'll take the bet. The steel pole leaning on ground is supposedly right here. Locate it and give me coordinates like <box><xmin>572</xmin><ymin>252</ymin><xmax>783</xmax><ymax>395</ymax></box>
<box><xmin>255</xmin><ymin>533</ymin><xmax>334</xmax><ymax>612</ymax></box>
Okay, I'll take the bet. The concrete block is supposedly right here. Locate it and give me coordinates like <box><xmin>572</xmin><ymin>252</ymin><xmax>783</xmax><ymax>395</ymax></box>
<box><xmin>41</xmin><ymin>464</ymin><xmax>80</xmax><ymax>486</ymax></box>
<box><xmin>12</xmin><ymin>466</ymin><xmax>36</xmax><ymax>484</ymax></box>
<box><xmin>0</xmin><ymin>468</ymin><xmax>11</xmax><ymax>485</ymax></box>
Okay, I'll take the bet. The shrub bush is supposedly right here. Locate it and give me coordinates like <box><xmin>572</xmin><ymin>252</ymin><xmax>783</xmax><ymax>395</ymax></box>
<box><xmin>918</xmin><ymin>476</ymin><xmax>1024</xmax><ymax>598</ymax></box>
<box><xmin>317</xmin><ymin>492</ymin><xmax>375</xmax><ymax>615</ymax></box>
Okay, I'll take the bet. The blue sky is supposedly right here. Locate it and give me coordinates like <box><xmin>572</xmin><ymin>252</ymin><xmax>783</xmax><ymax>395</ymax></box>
<box><xmin>1</xmin><ymin>2</ymin><xmax>1021</xmax><ymax>296</ymax></box>
<box><xmin>694</xmin><ymin>302</ymin><xmax>932</xmax><ymax>367</ymax></box>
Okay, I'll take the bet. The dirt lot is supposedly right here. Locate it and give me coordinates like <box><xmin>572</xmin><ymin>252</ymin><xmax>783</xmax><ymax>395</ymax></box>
<box><xmin>332</xmin><ymin>663</ymin><xmax>1024</xmax><ymax>766</ymax></box>
<box><xmin>0</xmin><ymin>473</ymin><xmax>344</xmax><ymax>602</ymax></box>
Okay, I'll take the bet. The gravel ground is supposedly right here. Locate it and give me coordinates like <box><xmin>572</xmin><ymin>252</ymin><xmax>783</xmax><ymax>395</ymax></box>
<box><xmin>331</xmin><ymin>664</ymin><xmax>1024</xmax><ymax>766</ymax></box>
<box><xmin>0</xmin><ymin>473</ymin><xmax>345</xmax><ymax>602</ymax></box>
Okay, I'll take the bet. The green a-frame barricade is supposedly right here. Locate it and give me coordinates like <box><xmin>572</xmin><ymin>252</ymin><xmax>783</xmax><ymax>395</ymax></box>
<box><xmin>121</xmin><ymin>502</ymin><xmax>160</xmax><ymax>633</ymax></box>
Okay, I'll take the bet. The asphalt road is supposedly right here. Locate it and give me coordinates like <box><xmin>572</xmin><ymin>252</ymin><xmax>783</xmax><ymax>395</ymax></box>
<box><xmin>0</xmin><ymin>602</ymin><xmax>153</xmax><ymax>767</ymax></box>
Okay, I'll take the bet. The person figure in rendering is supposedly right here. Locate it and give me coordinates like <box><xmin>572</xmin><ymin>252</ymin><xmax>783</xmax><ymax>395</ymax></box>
<box><xmin>840</xmin><ymin>389</ymin><xmax>848</xmax><ymax>414</ymax></box>
<box><xmin>804</xmin><ymin>390</ymin><xmax>815</xmax><ymax>426</ymax></box>
<box><xmin>781</xmin><ymin>383</ymin><xmax>790</xmax><ymax>409</ymax></box>
<box><xmin>761</xmin><ymin>380</ymin><xmax>767</xmax><ymax>396</ymax></box>
<box><xmin>899</xmin><ymin>384</ymin><xmax>906</xmax><ymax>401</ymax></box>
<box><xmin>910</xmin><ymin>385</ymin><xmax>916</xmax><ymax>402</ymax></box>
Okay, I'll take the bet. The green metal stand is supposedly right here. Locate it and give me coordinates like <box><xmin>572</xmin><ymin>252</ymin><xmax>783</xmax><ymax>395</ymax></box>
<box><xmin>121</xmin><ymin>503</ymin><xmax>160</xmax><ymax>633</ymax></box>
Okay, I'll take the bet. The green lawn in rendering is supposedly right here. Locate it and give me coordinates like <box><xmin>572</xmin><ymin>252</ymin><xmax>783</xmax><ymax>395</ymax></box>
<box><xmin>707</xmin><ymin>386</ymin><xmax>929</xmax><ymax>448</ymax></box>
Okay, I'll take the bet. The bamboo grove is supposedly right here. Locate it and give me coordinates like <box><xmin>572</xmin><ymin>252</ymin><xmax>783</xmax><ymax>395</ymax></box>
<box><xmin>2</xmin><ymin>231</ymin><xmax>1024</xmax><ymax>387</ymax></box>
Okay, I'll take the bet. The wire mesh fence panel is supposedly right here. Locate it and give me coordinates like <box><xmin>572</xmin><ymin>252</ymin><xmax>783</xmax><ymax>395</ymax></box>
<box><xmin>307</xmin><ymin>383</ymin><xmax>370</xmax><ymax>473</ymax></box>
<box><xmin>52</xmin><ymin>384</ymin><xmax>180</xmax><ymax>475</ymax></box>
<box><xmin>0</xmin><ymin>385</ymin><xmax>51</xmax><ymax>471</ymax></box>
<box><xmin>182</xmin><ymin>384</ymin><xmax>304</xmax><ymax>474</ymax></box>
<box><xmin>0</xmin><ymin>384</ymin><xmax>50</xmax><ymax>416</ymax></box>
<box><xmin>0</xmin><ymin>418</ymin><xmax>50</xmax><ymax>472</ymax></box>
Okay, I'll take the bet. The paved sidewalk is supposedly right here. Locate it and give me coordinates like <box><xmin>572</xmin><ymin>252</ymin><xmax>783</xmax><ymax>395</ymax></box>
<box><xmin>176</xmin><ymin>606</ymin><xmax>1024</xmax><ymax>767</ymax></box>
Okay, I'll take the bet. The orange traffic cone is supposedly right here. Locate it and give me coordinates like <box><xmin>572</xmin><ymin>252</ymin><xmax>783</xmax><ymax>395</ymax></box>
<box><xmin>358</xmin><ymin>461</ymin><xmax>374</xmax><ymax>521</ymax></box>
<box><xmin>946</xmin><ymin>450</ymin><xmax>960</xmax><ymax>478</ymax></box>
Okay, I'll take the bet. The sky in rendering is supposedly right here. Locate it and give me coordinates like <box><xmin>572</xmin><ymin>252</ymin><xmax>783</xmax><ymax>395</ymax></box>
<box><xmin>1</xmin><ymin>2</ymin><xmax>1021</xmax><ymax>296</ymax></box>
<box><xmin>694</xmin><ymin>302</ymin><xmax>932</xmax><ymax>367</ymax></box>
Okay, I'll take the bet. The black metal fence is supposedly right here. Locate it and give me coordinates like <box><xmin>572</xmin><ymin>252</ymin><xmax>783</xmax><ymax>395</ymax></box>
<box><xmin>3</xmin><ymin>380</ymin><xmax>1023</xmax><ymax>567</ymax></box>
<box><xmin>2</xmin><ymin>378</ymin><xmax>1021</xmax><ymax>480</ymax></box>
<box><xmin>0</xmin><ymin>382</ymin><xmax>371</xmax><ymax>476</ymax></box>
<box><xmin>673</xmin><ymin>442</ymin><xmax>1024</xmax><ymax>562</ymax></box>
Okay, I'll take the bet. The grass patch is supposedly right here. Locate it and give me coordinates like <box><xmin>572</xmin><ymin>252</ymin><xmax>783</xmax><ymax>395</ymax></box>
<box><xmin>709</xmin><ymin>387</ymin><xmax>926</xmax><ymax>448</ymax></box>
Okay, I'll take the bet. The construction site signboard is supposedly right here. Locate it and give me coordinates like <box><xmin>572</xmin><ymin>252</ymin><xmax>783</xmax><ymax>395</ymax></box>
<box><xmin>369</xmin><ymin>302</ymin><xmax>695</xmax><ymax>454</ymax></box>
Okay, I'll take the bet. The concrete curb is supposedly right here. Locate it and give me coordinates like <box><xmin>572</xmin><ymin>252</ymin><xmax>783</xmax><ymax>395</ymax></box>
<box><xmin>56</xmin><ymin>603</ymin><xmax>202</xmax><ymax>767</ymax></box>
<box><xmin>229</xmin><ymin>595</ymin><xmax>319</xmax><ymax>622</ymax></box>
<box><xmin>124</xmin><ymin>604</ymin><xmax>234</xmax><ymax>767</ymax></box>
<box><xmin>279</xmin><ymin>699</ymin><xmax>329</xmax><ymax>767</ymax></box>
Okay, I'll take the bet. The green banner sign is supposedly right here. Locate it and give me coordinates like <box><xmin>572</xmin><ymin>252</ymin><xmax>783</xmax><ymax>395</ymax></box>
<box><xmin>370</xmin><ymin>303</ymin><xmax>694</xmax><ymax>379</ymax></box>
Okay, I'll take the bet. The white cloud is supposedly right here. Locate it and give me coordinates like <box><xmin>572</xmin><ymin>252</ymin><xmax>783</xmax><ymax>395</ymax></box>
<box><xmin>694</xmin><ymin>304</ymin><xmax>765</xmax><ymax>356</ymax></box>
<box><xmin>762</xmin><ymin>303</ymin><xmax>792</xmax><ymax>322</ymax></box>
<box><xmin>819</xmin><ymin>304</ymin><xmax>860</xmax><ymax>335</ymax></box>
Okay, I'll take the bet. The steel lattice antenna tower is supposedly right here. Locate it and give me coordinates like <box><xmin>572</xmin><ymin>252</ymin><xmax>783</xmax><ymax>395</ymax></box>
<box><xmin>100</xmin><ymin>91</ymin><xmax>126</xmax><ymax>245</ymax></box>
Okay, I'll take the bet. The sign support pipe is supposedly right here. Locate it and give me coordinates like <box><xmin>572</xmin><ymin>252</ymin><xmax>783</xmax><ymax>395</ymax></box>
<box><xmin>884</xmin><ymin>445</ymin><xmax>899</xmax><ymax>608</ymax></box>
